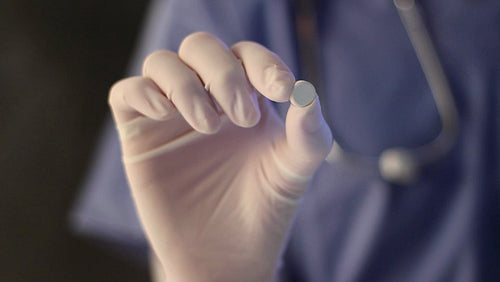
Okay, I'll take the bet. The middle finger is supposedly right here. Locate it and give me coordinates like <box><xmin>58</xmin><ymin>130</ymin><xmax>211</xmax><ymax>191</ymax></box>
<box><xmin>179</xmin><ymin>32</ymin><xmax>261</xmax><ymax>128</ymax></box>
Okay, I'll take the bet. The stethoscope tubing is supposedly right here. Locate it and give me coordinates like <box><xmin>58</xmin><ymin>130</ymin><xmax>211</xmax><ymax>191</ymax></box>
<box><xmin>293</xmin><ymin>0</ymin><xmax>460</xmax><ymax>184</ymax></box>
<box><xmin>394</xmin><ymin>0</ymin><xmax>460</xmax><ymax>164</ymax></box>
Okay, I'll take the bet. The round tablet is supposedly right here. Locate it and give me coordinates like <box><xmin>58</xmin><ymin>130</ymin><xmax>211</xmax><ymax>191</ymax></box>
<box><xmin>290</xmin><ymin>80</ymin><xmax>317</xmax><ymax>107</ymax></box>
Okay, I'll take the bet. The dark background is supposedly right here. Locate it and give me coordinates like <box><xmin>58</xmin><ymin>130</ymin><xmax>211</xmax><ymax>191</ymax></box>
<box><xmin>0</xmin><ymin>0</ymin><xmax>150</xmax><ymax>280</ymax></box>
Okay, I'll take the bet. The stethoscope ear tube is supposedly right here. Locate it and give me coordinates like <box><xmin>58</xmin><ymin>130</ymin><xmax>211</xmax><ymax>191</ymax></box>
<box><xmin>381</xmin><ymin>0</ymin><xmax>460</xmax><ymax>185</ymax></box>
<box><xmin>393</xmin><ymin>0</ymin><xmax>460</xmax><ymax>164</ymax></box>
<box><xmin>295</xmin><ymin>0</ymin><xmax>460</xmax><ymax>185</ymax></box>
<box><xmin>293</xmin><ymin>0</ymin><xmax>324</xmax><ymax>105</ymax></box>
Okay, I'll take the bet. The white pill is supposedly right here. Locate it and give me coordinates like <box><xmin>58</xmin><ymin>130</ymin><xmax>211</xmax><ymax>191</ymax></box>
<box><xmin>290</xmin><ymin>80</ymin><xmax>317</xmax><ymax>107</ymax></box>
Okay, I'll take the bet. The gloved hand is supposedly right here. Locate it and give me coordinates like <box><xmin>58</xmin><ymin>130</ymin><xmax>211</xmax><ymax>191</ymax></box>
<box><xmin>109</xmin><ymin>32</ymin><xmax>332</xmax><ymax>281</ymax></box>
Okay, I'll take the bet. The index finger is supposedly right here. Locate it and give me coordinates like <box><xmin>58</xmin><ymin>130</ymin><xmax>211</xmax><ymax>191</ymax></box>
<box><xmin>231</xmin><ymin>41</ymin><xmax>295</xmax><ymax>102</ymax></box>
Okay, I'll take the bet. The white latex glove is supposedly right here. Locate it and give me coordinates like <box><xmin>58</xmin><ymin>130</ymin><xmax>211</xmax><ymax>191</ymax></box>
<box><xmin>109</xmin><ymin>32</ymin><xmax>332</xmax><ymax>282</ymax></box>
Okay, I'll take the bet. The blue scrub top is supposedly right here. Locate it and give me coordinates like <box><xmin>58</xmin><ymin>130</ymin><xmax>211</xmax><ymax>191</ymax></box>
<box><xmin>71</xmin><ymin>0</ymin><xmax>500</xmax><ymax>280</ymax></box>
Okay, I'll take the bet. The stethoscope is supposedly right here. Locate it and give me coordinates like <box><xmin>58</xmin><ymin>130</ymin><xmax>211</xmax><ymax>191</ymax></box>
<box><xmin>293</xmin><ymin>0</ymin><xmax>460</xmax><ymax>185</ymax></box>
